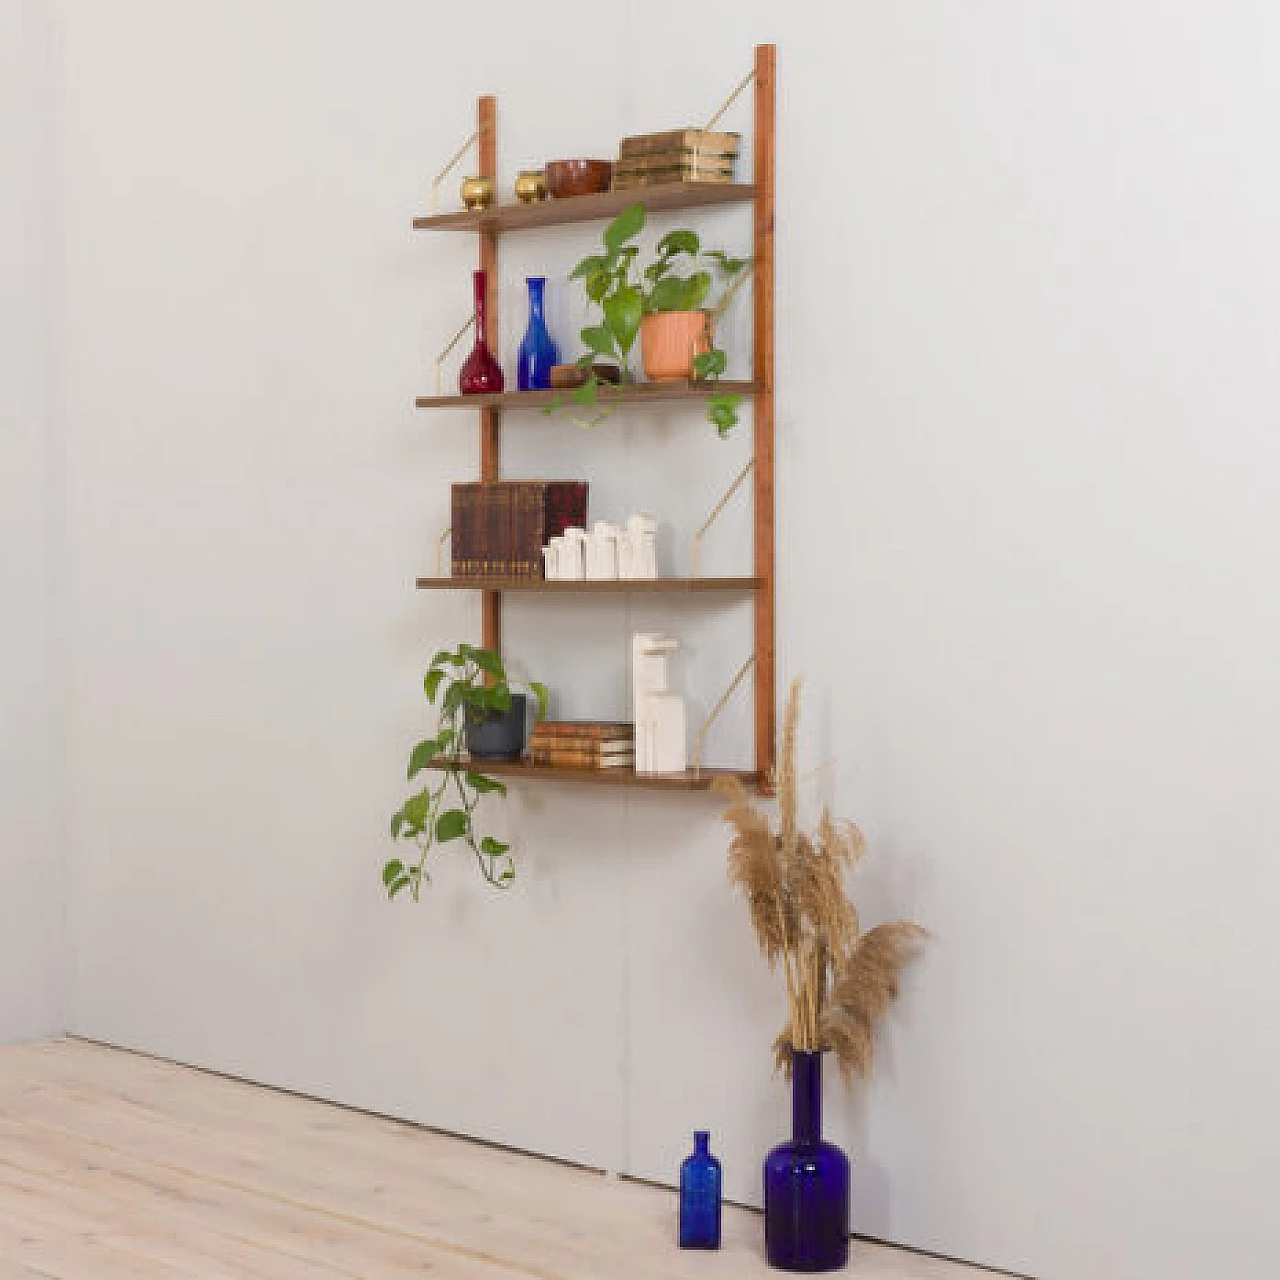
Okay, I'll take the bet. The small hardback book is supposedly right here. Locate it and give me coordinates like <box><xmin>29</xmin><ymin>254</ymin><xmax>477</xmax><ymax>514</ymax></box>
<box><xmin>532</xmin><ymin>720</ymin><xmax>634</xmax><ymax>741</ymax></box>
<box><xmin>531</xmin><ymin>747</ymin><xmax>636</xmax><ymax>769</ymax></box>
<box><xmin>617</xmin><ymin>129</ymin><xmax>740</xmax><ymax>159</ymax></box>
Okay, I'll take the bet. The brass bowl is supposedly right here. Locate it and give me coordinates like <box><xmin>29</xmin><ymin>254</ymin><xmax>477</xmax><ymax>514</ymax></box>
<box><xmin>460</xmin><ymin>175</ymin><xmax>494</xmax><ymax>212</ymax></box>
<box><xmin>514</xmin><ymin>169</ymin><xmax>547</xmax><ymax>204</ymax></box>
<box><xmin>545</xmin><ymin>159</ymin><xmax>613</xmax><ymax>199</ymax></box>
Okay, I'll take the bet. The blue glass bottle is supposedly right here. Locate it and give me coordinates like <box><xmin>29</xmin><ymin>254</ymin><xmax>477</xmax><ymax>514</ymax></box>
<box><xmin>517</xmin><ymin>276</ymin><xmax>560</xmax><ymax>391</ymax></box>
<box><xmin>763</xmin><ymin>1051</ymin><xmax>850</xmax><ymax>1271</ymax></box>
<box><xmin>678</xmin><ymin>1130</ymin><xmax>722</xmax><ymax>1249</ymax></box>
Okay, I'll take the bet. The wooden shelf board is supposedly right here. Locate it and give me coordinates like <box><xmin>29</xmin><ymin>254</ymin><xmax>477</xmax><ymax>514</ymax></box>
<box><xmin>415</xmin><ymin>577</ymin><xmax>762</xmax><ymax>593</ymax></box>
<box><xmin>427</xmin><ymin>759</ymin><xmax>757</xmax><ymax>792</ymax></box>
<box><xmin>413</xmin><ymin>182</ymin><xmax>756</xmax><ymax>233</ymax></box>
<box><xmin>415</xmin><ymin>379</ymin><xmax>758</xmax><ymax>412</ymax></box>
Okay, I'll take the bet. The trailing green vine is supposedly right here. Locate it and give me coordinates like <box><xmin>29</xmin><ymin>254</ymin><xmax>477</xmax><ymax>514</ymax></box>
<box><xmin>384</xmin><ymin>644</ymin><xmax>547</xmax><ymax>896</ymax></box>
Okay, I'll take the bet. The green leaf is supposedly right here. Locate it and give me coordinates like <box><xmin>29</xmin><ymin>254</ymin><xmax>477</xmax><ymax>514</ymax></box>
<box><xmin>580</xmin><ymin>325</ymin><xmax>617</xmax><ymax>360</ymax></box>
<box><xmin>435</xmin><ymin>808</ymin><xmax>469</xmax><ymax>843</ymax></box>
<box><xmin>403</xmin><ymin>790</ymin><xmax>430</xmax><ymax>834</ymax></box>
<box><xmin>644</xmin><ymin>260</ymin><xmax>671</xmax><ymax>284</ymax></box>
<box><xmin>466</xmin><ymin>646</ymin><xmax>505</xmax><ymax>679</ymax></box>
<box><xmin>570</xmin><ymin>253</ymin><xmax>608</xmax><ymax>281</ymax></box>
<box><xmin>585</xmin><ymin>268</ymin><xmax>612</xmax><ymax>304</ymax></box>
<box><xmin>480</xmin><ymin>836</ymin><xmax>511</xmax><ymax>857</ymax></box>
<box><xmin>706</xmin><ymin>249</ymin><xmax>749</xmax><ymax>276</ymax></box>
<box><xmin>429</xmin><ymin>648</ymin><xmax>458</xmax><ymax>669</ymax></box>
<box><xmin>682</xmin><ymin>271</ymin><xmax>711</xmax><ymax>312</ymax></box>
<box><xmin>603</xmin><ymin>203</ymin><xmax>645</xmax><ymax>252</ymax></box>
<box><xmin>693</xmin><ymin>348</ymin><xmax>727</xmax><ymax>380</ymax></box>
<box><xmin>707</xmin><ymin>395</ymin><xmax>742</xmax><ymax>438</ymax></box>
<box><xmin>423</xmin><ymin>668</ymin><xmax>444</xmax><ymax>702</ymax></box>
<box><xmin>466</xmin><ymin>771</ymin><xmax>508</xmax><ymax>795</ymax></box>
<box><xmin>387</xmin><ymin>875</ymin><xmax>412</xmax><ymax>899</ymax></box>
<box><xmin>569</xmin><ymin>377</ymin><xmax>599</xmax><ymax>408</ymax></box>
<box><xmin>657</xmin><ymin>228</ymin><xmax>700</xmax><ymax>258</ymax></box>
<box><xmin>442</xmin><ymin>680</ymin><xmax>470</xmax><ymax>717</ymax></box>
<box><xmin>647</xmin><ymin>275</ymin><xmax>696</xmax><ymax>314</ymax></box>
<box><xmin>382</xmin><ymin>858</ymin><xmax>405</xmax><ymax>887</ymax></box>
<box><xmin>527</xmin><ymin>680</ymin><xmax>549</xmax><ymax>722</ymax></box>
<box><xmin>603</xmin><ymin>285</ymin><xmax>643</xmax><ymax>357</ymax></box>
<box><xmin>407</xmin><ymin>738</ymin><xmax>440</xmax><ymax>779</ymax></box>
<box><xmin>390</xmin><ymin>808</ymin><xmax>407</xmax><ymax>838</ymax></box>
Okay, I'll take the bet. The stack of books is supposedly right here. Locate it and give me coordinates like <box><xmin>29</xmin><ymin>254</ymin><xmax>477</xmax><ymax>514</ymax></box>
<box><xmin>529</xmin><ymin>721</ymin><xmax>636</xmax><ymax>770</ymax></box>
<box><xmin>612</xmin><ymin>128</ymin><xmax>740</xmax><ymax>190</ymax></box>
<box><xmin>451</xmin><ymin>480</ymin><xmax>588</xmax><ymax>579</ymax></box>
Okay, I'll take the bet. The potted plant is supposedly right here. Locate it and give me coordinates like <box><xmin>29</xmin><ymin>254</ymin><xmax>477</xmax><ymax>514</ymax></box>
<box><xmin>553</xmin><ymin>203</ymin><xmax>750</xmax><ymax>437</ymax></box>
<box><xmin>383</xmin><ymin>644</ymin><xmax>548</xmax><ymax>895</ymax></box>
<box><xmin>717</xmin><ymin>680</ymin><xmax>926</xmax><ymax>1272</ymax></box>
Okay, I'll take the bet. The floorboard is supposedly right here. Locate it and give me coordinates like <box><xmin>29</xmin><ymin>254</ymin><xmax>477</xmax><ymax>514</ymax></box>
<box><xmin>0</xmin><ymin>1039</ymin><xmax>993</xmax><ymax>1279</ymax></box>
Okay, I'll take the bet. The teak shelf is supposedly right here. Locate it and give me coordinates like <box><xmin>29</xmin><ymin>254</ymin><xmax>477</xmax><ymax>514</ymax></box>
<box><xmin>415</xmin><ymin>379</ymin><xmax>759</xmax><ymax>412</ymax></box>
<box><xmin>413</xmin><ymin>181</ymin><xmax>756</xmax><ymax>233</ymax></box>
<box><xmin>414</xmin><ymin>44</ymin><xmax>776</xmax><ymax>792</ymax></box>
<box><xmin>423</xmin><ymin>759</ymin><xmax>759</xmax><ymax>792</ymax></box>
<box><xmin>416</xmin><ymin>577</ymin><xmax>763</xmax><ymax>593</ymax></box>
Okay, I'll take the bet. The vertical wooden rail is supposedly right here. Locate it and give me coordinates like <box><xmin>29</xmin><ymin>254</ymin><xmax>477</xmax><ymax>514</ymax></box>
<box><xmin>753</xmin><ymin>44</ymin><xmax>777</xmax><ymax>792</ymax></box>
<box><xmin>477</xmin><ymin>94</ymin><xmax>502</xmax><ymax>659</ymax></box>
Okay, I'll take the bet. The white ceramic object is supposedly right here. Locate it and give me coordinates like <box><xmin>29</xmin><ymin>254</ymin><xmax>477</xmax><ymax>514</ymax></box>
<box><xmin>586</xmin><ymin>521</ymin><xmax>620</xmax><ymax>580</ymax></box>
<box><xmin>631</xmin><ymin>632</ymin><xmax>686</xmax><ymax>774</ymax></box>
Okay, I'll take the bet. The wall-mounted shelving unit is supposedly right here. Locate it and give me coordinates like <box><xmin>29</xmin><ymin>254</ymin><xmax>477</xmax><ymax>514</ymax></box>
<box><xmin>413</xmin><ymin>43</ymin><xmax>775</xmax><ymax>792</ymax></box>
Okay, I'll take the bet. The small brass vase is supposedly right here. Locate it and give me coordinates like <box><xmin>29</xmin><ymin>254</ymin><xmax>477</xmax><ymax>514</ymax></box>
<box><xmin>514</xmin><ymin>169</ymin><xmax>547</xmax><ymax>204</ymax></box>
<box><xmin>460</xmin><ymin>175</ymin><xmax>494</xmax><ymax>212</ymax></box>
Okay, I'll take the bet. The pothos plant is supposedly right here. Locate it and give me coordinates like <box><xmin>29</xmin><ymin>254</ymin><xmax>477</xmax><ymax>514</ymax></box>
<box><xmin>383</xmin><ymin>644</ymin><xmax>547</xmax><ymax>896</ymax></box>
<box><xmin>548</xmin><ymin>202</ymin><xmax>750</xmax><ymax>437</ymax></box>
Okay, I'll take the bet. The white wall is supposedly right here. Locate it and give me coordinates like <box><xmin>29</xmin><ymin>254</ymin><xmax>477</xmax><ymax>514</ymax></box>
<box><xmin>0</xmin><ymin>0</ymin><xmax>63</xmax><ymax>1044</ymax></box>
<box><xmin>52</xmin><ymin>3</ymin><xmax>1280</xmax><ymax>1279</ymax></box>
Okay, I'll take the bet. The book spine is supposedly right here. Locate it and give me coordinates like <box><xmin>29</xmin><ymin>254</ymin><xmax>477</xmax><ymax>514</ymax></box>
<box><xmin>451</xmin><ymin>484</ymin><xmax>465</xmax><ymax>577</ymax></box>
<box><xmin>453</xmin><ymin>483</ymin><xmax>478</xmax><ymax>578</ymax></box>
<box><xmin>495</xmin><ymin>483</ymin><xmax>512</xmax><ymax>578</ymax></box>
<box><xmin>527</xmin><ymin>732</ymin><xmax>632</xmax><ymax>747</ymax></box>
<box><xmin>532</xmin><ymin>721</ymin><xmax>633</xmax><ymax>741</ymax></box>
<box><xmin>542</xmin><ymin>481</ymin><xmax>589</xmax><ymax>544</ymax></box>
<box><xmin>514</xmin><ymin>481</ymin><xmax>541</xmax><ymax>579</ymax></box>
<box><xmin>531</xmin><ymin>748</ymin><xmax>635</xmax><ymax>769</ymax></box>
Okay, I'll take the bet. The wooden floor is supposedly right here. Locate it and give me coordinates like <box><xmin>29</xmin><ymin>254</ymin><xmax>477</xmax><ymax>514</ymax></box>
<box><xmin>0</xmin><ymin>1039</ymin><xmax>990</xmax><ymax>1279</ymax></box>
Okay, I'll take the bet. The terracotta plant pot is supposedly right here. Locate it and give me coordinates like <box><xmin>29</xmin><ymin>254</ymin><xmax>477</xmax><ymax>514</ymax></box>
<box><xmin>641</xmin><ymin>311</ymin><xmax>712</xmax><ymax>382</ymax></box>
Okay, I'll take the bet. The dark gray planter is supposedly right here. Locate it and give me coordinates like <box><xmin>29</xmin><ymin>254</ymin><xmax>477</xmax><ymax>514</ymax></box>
<box><xmin>464</xmin><ymin>694</ymin><xmax>528</xmax><ymax>762</ymax></box>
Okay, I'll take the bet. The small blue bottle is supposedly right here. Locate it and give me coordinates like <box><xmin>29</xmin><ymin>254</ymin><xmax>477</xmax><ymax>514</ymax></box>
<box><xmin>517</xmin><ymin>276</ymin><xmax>560</xmax><ymax>391</ymax></box>
<box><xmin>679</xmin><ymin>1130</ymin><xmax>722</xmax><ymax>1249</ymax></box>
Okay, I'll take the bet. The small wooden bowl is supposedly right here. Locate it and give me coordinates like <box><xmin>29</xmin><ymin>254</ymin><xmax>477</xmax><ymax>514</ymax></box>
<box><xmin>545</xmin><ymin>159</ymin><xmax>613</xmax><ymax>199</ymax></box>
<box><xmin>549</xmin><ymin>363</ymin><xmax>623</xmax><ymax>389</ymax></box>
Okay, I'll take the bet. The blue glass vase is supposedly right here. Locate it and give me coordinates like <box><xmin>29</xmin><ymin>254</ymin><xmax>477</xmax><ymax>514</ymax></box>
<box><xmin>678</xmin><ymin>1130</ymin><xmax>722</xmax><ymax>1249</ymax></box>
<box><xmin>763</xmin><ymin>1051</ymin><xmax>850</xmax><ymax>1272</ymax></box>
<box><xmin>517</xmin><ymin>276</ymin><xmax>560</xmax><ymax>391</ymax></box>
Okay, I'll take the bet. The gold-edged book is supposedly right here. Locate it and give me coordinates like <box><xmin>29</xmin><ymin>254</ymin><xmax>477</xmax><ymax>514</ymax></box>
<box><xmin>617</xmin><ymin>128</ymin><xmax>740</xmax><ymax>159</ymax></box>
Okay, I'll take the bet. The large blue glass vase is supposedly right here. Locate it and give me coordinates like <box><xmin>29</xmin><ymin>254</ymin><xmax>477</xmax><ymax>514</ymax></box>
<box><xmin>517</xmin><ymin>276</ymin><xmax>560</xmax><ymax>391</ymax></box>
<box><xmin>763</xmin><ymin>1051</ymin><xmax>850</xmax><ymax>1272</ymax></box>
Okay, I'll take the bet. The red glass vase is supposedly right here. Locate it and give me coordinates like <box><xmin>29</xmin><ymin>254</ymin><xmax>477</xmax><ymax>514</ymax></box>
<box><xmin>459</xmin><ymin>269</ymin><xmax>504</xmax><ymax>394</ymax></box>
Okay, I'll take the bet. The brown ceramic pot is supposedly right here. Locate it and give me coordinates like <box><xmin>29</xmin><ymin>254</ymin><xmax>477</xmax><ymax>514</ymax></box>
<box><xmin>641</xmin><ymin>311</ymin><xmax>712</xmax><ymax>381</ymax></box>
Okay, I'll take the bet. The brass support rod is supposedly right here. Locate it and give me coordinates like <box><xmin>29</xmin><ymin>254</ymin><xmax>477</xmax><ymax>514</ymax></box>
<box><xmin>692</xmin><ymin>655</ymin><xmax>756</xmax><ymax>774</ymax></box>
<box><xmin>704</xmin><ymin>67</ymin><xmax>757</xmax><ymax>134</ymax></box>
<box><xmin>691</xmin><ymin>459</ymin><xmax>754</xmax><ymax>578</ymax></box>
<box><xmin>428</xmin><ymin>120</ymin><xmax>492</xmax><ymax>214</ymax></box>
<box><xmin>434</xmin><ymin>313</ymin><xmax>475</xmax><ymax>397</ymax></box>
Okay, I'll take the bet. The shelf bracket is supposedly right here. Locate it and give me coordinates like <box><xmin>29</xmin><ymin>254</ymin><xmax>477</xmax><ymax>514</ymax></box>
<box><xmin>435</xmin><ymin>526</ymin><xmax>452</xmax><ymax>579</ymax></box>
<box><xmin>434</xmin><ymin>313</ymin><xmax>476</xmax><ymax>397</ymax></box>
<box><xmin>704</xmin><ymin>67</ymin><xmax>757</xmax><ymax>134</ymax></box>
<box><xmin>691</xmin><ymin>459</ymin><xmax>754</xmax><ymax>578</ymax></box>
<box><xmin>692</xmin><ymin>654</ymin><xmax>756</xmax><ymax>775</ymax></box>
<box><xmin>428</xmin><ymin>120</ymin><xmax>493</xmax><ymax>214</ymax></box>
